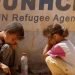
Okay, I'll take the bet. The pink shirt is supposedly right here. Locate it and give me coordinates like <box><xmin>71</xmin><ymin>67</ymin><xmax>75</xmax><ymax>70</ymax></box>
<box><xmin>47</xmin><ymin>40</ymin><xmax>75</xmax><ymax>66</ymax></box>
<box><xmin>47</xmin><ymin>45</ymin><xmax>65</xmax><ymax>58</ymax></box>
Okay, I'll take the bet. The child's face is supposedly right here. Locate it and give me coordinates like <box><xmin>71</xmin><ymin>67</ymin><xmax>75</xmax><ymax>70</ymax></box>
<box><xmin>48</xmin><ymin>36</ymin><xmax>56</xmax><ymax>46</ymax></box>
<box><xmin>4</xmin><ymin>33</ymin><xmax>19</xmax><ymax>46</ymax></box>
<box><xmin>48</xmin><ymin>34</ymin><xmax>64</xmax><ymax>46</ymax></box>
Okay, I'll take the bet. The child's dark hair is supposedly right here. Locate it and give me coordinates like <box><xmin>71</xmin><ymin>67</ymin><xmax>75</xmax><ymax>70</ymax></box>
<box><xmin>4</xmin><ymin>22</ymin><xmax>24</xmax><ymax>40</ymax></box>
<box><xmin>43</xmin><ymin>24</ymin><xmax>69</xmax><ymax>37</ymax></box>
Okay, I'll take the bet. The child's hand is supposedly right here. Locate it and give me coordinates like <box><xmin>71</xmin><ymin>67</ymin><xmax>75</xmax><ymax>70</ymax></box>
<box><xmin>0</xmin><ymin>63</ymin><xmax>11</xmax><ymax>75</ymax></box>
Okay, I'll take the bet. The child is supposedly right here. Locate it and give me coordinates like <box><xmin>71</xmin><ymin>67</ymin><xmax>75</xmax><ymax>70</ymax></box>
<box><xmin>0</xmin><ymin>22</ymin><xmax>24</xmax><ymax>75</ymax></box>
<box><xmin>43</xmin><ymin>24</ymin><xmax>75</xmax><ymax>75</ymax></box>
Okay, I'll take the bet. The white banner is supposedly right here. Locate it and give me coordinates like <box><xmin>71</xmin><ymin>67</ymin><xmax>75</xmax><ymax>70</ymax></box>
<box><xmin>0</xmin><ymin>0</ymin><xmax>75</xmax><ymax>31</ymax></box>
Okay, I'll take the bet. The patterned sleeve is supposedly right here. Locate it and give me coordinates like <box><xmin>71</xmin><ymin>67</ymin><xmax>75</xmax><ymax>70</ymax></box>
<box><xmin>0</xmin><ymin>44</ymin><xmax>14</xmax><ymax>67</ymax></box>
<box><xmin>47</xmin><ymin>45</ymin><xmax>66</xmax><ymax>58</ymax></box>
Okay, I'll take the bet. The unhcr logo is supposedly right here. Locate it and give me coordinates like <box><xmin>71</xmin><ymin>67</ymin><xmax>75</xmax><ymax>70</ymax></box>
<box><xmin>1</xmin><ymin>0</ymin><xmax>74</xmax><ymax>11</ymax></box>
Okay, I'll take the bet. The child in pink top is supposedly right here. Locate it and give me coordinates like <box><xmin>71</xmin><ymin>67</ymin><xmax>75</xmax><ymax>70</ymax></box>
<box><xmin>43</xmin><ymin>24</ymin><xmax>75</xmax><ymax>74</ymax></box>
